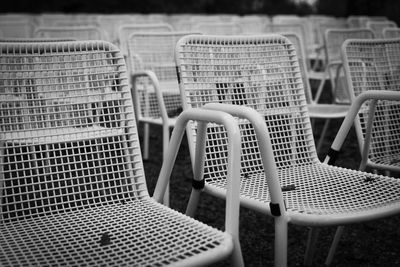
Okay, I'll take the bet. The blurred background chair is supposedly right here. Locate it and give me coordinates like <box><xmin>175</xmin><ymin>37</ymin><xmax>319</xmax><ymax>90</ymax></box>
<box><xmin>383</xmin><ymin>27</ymin><xmax>400</xmax><ymax>38</ymax></box>
<box><xmin>175</xmin><ymin>34</ymin><xmax>400</xmax><ymax>267</ymax></box>
<box><xmin>0</xmin><ymin>40</ymin><xmax>242</xmax><ymax>267</ymax></box>
<box><xmin>324</xmin><ymin>37</ymin><xmax>400</xmax><ymax>266</ymax></box>
<box><xmin>34</xmin><ymin>26</ymin><xmax>107</xmax><ymax>41</ymax></box>
<box><xmin>192</xmin><ymin>21</ymin><xmax>243</xmax><ymax>35</ymax></box>
<box><xmin>366</xmin><ymin>20</ymin><xmax>397</xmax><ymax>38</ymax></box>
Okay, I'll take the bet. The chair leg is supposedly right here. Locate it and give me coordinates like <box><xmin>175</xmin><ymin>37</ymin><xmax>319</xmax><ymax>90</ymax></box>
<box><xmin>162</xmin><ymin>124</ymin><xmax>170</xmax><ymax>206</ymax></box>
<box><xmin>143</xmin><ymin>122</ymin><xmax>150</xmax><ymax>160</ymax></box>
<box><xmin>274</xmin><ymin>216</ymin><xmax>288</xmax><ymax>267</ymax></box>
<box><xmin>185</xmin><ymin>189</ymin><xmax>201</xmax><ymax>217</ymax></box>
<box><xmin>304</xmin><ymin>227</ymin><xmax>320</xmax><ymax>266</ymax></box>
<box><xmin>325</xmin><ymin>226</ymin><xmax>345</xmax><ymax>266</ymax></box>
<box><xmin>316</xmin><ymin>119</ymin><xmax>330</xmax><ymax>154</ymax></box>
<box><xmin>231</xmin><ymin>233</ymin><xmax>245</xmax><ymax>267</ymax></box>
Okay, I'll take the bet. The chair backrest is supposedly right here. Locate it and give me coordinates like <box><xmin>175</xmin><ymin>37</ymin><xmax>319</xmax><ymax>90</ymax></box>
<box><xmin>366</xmin><ymin>20</ymin><xmax>397</xmax><ymax>38</ymax></box>
<box><xmin>0</xmin><ymin>20</ymin><xmax>34</xmax><ymax>38</ymax></box>
<box><xmin>383</xmin><ymin>27</ymin><xmax>400</xmax><ymax>38</ymax></box>
<box><xmin>127</xmin><ymin>32</ymin><xmax>198</xmax><ymax>119</ymax></box>
<box><xmin>324</xmin><ymin>28</ymin><xmax>375</xmax><ymax>104</ymax></box>
<box><xmin>117</xmin><ymin>23</ymin><xmax>174</xmax><ymax>55</ymax></box>
<box><xmin>192</xmin><ymin>22</ymin><xmax>243</xmax><ymax>35</ymax></box>
<box><xmin>175</xmin><ymin>35</ymin><xmax>318</xmax><ymax>179</ymax></box>
<box><xmin>34</xmin><ymin>26</ymin><xmax>106</xmax><ymax>41</ymax></box>
<box><xmin>341</xmin><ymin>38</ymin><xmax>400</xmax><ymax>168</ymax></box>
<box><xmin>0</xmin><ymin>41</ymin><xmax>143</xmax><ymax>222</ymax></box>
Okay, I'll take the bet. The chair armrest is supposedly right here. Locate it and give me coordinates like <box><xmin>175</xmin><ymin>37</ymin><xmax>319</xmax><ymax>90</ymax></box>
<box><xmin>153</xmin><ymin>108</ymin><xmax>242</xmax><ymax>237</ymax></box>
<box><xmin>325</xmin><ymin>90</ymin><xmax>400</xmax><ymax>165</ymax></box>
<box><xmin>201</xmin><ymin>103</ymin><xmax>285</xmax><ymax>217</ymax></box>
<box><xmin>130</xmin><ymin>70</ymin><xmax>169</xmax><ymax>122</ymax></box>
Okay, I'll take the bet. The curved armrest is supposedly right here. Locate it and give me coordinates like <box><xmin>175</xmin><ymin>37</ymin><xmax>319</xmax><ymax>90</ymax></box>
<box><xmin>202</xmin><ymin>103</ymin><xmax>285</xmax><ymax>217</ymax></box>
<box><xmin>130</xmin><ymin>70</ymin><xmax>169</xmax><ymax>122</ymax></box>
<box><xmin>325</xmin><ymin>90</ymin><xmax>400</xmax><ymax>165</ymax></box>
<box><xmin>153</xmin><ymin>108</ymin><xmax>242</xmax><ymax>236</ymax></box>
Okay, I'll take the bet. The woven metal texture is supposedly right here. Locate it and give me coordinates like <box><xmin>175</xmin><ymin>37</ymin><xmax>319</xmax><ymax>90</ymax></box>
<box><xmin>0</xmin><ymin>40</ymin><xmax>230</xmax><ymax>266</ymax></box>
<box><xmin>342</xmin><ymin>38</ymin><xmax>400</xmax><ymax>168</ymax></box>
<box><xmin>176</xmin><ymin>35</ymin><xmax>400</xmax><ymax>218</ymax></box>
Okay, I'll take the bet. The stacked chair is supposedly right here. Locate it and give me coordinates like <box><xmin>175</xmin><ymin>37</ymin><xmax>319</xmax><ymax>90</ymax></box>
<box><xmin>0</xmin><ymin>40</ymin><xmax>243</xmax><ymax>266</ymax></box>
<box><xmin>175</xmin><ymin>34</ymin><xmax>400</xmax><ymax>267</ymax></box>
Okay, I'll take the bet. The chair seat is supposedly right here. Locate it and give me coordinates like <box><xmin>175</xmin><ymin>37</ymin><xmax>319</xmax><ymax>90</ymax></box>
<box><xmin>307</xmin><ymin>104</ymin><xmax>349</xmax><ymax>119</ymax></box>
<box><xmin>1</xmin><ymin>199</ymin><xmax>232</xmax><ymax>266</ymax></box>
<box><xmin>205</xmin><ymin>163</ymin><xmax>400</xmax><ymax>225</ymax></box>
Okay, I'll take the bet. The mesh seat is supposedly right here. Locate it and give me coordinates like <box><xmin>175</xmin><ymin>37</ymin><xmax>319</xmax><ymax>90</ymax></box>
<box><xmin>0</xmin><ymin>40</ymin><xmax>241</xmax><ymax>266</ymax></box>
<box><xmin>175</xmin><ymin>34</ymin><xmax>400</xmax><ymax>267</ymax></box>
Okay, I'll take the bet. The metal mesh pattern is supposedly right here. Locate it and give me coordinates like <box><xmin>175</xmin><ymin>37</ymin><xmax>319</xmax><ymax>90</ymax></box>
<box><xmin>128</xmin><ymin>32</ymin><xmax>194</xmax><ymax>119</ymax></box>
<box><xmin>1</xmin><ymin>199</ymin><xmax>229</xmax><ymax>266</ymax></box>
<box><xmin>324</xmin><ymin>29</ymin><xmax>375</xmax><ymax>104</ymax></box>
<box><xmin>366</xmin><ymin>21</ymin><xmax>397</xmax><ymax>38</ymax></box>
<box><xmin>383</xmin><ymin>28</ymin><xmax>400</xmax><ymax>38</ymax></box>
<box><xmin>176</xmin><ymin>35</ymin><xmax>400</xmax><ymax>220</ymax></box>
<box><xmin>34</xmin><ymin>26</ymin><xmax>106</xmax><ymax>41</ymax></box>
<box><xmin>342</xmin><ymin>38</ymin><xmax>400</xmax><ymax>168</ymax></box>
<box><xmin>1</xmin><ymin>41</ymin><xmax>230</xmax><ymax>265</ymax></box>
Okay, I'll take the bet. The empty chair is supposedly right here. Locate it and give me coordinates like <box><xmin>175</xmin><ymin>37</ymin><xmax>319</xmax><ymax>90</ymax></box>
<box><xmin>117</xmin><ymin>23</ymin><xmax>173</xmax><ymax>58</ymax></box>
<box><xmin>127</xmin><ymin>31</ymin><xmax>199</xmax><ymax>161</ymax></box>
<box><xmin>175</xmin><ymin>34</ymin><xmax>400</xmax><ymax>267</ymax></box>
<box><xmin>383</xmin><ymin>27</ymin><xmax>400</xmax><ymax>38</ymax></box>
<box><xmin>0</xmin><ymin>40</ymin><xmax>242</xmax><ymax>267</ymax></box>
<box><xmin>325</xmin><ymin>37</ymin><xmax>400</xmax><ymax>266</ymax></box>
<box><xmin>192</xmin><ymin>22</ymin><xmax>243</xmax><ymax>35</ymax></box>
<box><xmin>366</xmin><ymin>20</ymin><xmax>397</xmax><ymax>38</ymax></box>
<box><xmin>34</xmin><ymin>26</ymin><xmax>107</xmax><ymax>41</ymax></box>
<box><xmin>0</xmin><ymin>19</ymin><xmax>34</xmax><ymax>38</ymax></box>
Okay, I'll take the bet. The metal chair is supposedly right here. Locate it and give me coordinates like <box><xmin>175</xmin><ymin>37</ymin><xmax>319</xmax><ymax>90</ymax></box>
<box><xmin>175</xmin><ymin>34</ymin><xmax>400</xmax><ymax>267</ymax></box>
<box><xmin>192</xmin><ymin>22</ymin><xmax>243</xmax><ymax>35</ymax></box>
<box><xmin>282</xmin><ymin>32</ymin><xmax>349</xmax><ymax>154</ymax></box>
<box><xmin>0</xmin><ymin>40</ymin><xmax>242</xmax><ymax>267</ymax></box>
<box><xmin>127</xmin><ymin>31</ymin><xmax>199</xmax><ymax>161</ymax></box>
<box><xmin>34</xmin><ymin>26</ymin><xmax>107</xmax><ymax>41</ymax></box>
<box><xmin>383</xmin><ymin>27</ymin><xmax>400</xmax><ymax>38</ymax></box>
<box><xmin>366</xmin><ymin>20</ymin><xmax>397</xmax><ymax>38</ymax></box>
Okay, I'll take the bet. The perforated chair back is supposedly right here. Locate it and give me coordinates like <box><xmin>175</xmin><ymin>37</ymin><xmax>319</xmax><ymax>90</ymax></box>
<box><xmin>341</xmin><ymin>38</ymin><xmax>400</xmax><ymax>172</ymax></box>
<box><xmin>176</xmin><ymin>34</ymin><xmax>317</xmax><ymax>182</ymax></box>
<box><xmin>0</xmin><ymin>20</ymin><xmax>34</xmax><ymax>38</ymax></box>
<box><xmin>128</xmin><ymin>32</ymin><xmax>197</xmax><ymax>120</ymax></box>
<box><xmin>192</xmin><ymin>22</ymin><xmax>243</xmax><ymax>35</ymax></box>
<box><xmin>366</xmin><ymin>20</ymin><xmax>397</xmax><ymax>38</ymax></box>
<box><xmin>34</xmin><ymin>26</ymin><xmax>106</xmax><ymax>41</ymax></box>
<box><xmin>0</xmin><ymin>40</ymin><xmax>237</xmax><ymax>267</ymax></box>
<box><xmin>383</xmin><ymin>27</ymin><xmax>400</xmax><ymax>38</ymax></box>
<box><xmin>324</xmin><ymin>28</ymin><xmax>375</xmax><ymax>104</ymax></box>
<box><xmin>117</xmin><ymin>23</ymin><xmax>173</xmax><ymax>55</ymax></box>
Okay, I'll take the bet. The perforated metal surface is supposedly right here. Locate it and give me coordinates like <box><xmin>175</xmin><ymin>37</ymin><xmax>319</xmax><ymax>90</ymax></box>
<box><xmin>0</xmin><ymin>40</ymin><xmax>232</xmax><ymax>266</ymax></box>
<box><xmin>342</xmin><ymin>38</ymin><xmax>400</xmax><ymax>171</ymax></box>
<box><xmin>176</xmin><ymin>35</ymin><xmax>400</xmax><ymax>223</ymax></box>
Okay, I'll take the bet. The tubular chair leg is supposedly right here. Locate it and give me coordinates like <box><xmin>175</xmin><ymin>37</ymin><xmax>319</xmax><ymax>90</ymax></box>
<box><xmin>325</xmin><ymin>226</ymin><xmax>345</xmax><ymax>266</ymax></box>
<box><xmin>231</xmin><ymin>234</ymin><xmax>245</xmax><ymax>267</ymax></box>
<box><xmin>185</xmin><ymin>188</ymin><xmax>202</xmax><ymax>218</ymax></box>
<box><xmin>143</xmin><ymin>122</ymin><xmax>150</xmax><ymax>160</ymax></box>
<box><xmin>274</xmin><ymin>216</ymin><xmax>288</xmax><ymax>267</ymax></box>
<box><xmin>162</xmin><ymin>125</ymin><xmax>170</xmax><ymax>206</ymax></box>
<box><xmin>304</xmin><ymin>227</ymin><xmax>320</xmax><ymax>266</ymax></box>
<box><xmin>316</xmin><ymin>119</ymin><xmax>331</xmax><ymax>154</ymax></box>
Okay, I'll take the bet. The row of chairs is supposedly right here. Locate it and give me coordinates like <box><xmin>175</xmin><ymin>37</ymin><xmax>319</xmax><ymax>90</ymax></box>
<box><xmin>1</xmin><ymin>34</ymin><xmax>400</xmax><ymax>266</ymax></box>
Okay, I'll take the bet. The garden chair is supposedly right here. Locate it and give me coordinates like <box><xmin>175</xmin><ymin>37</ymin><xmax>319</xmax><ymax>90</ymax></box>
<box><xmin>192</xmin><ymin>22</ymin><xmax>243</xmax><ymax>35</ymax></box>
<box><xmin>34</xmin><ymin>26</ymin><xmax>107</xmax><ymax>41</ymax></box>
<box><xmin>366</xmin><ymin>20</ymin><xmax>397</xmax><ymax>38</ymax></box>
<box><xmin>324</xmin><ymin>38</ymin><xmax>400</xmax><ymax>266</ymax></box>
<box><xmin>383</xmin><ymin>27</ymin><xmax>400</xmax><ymax>38</ymax></box>
<box><xmin>282</xmin><ymin>32</ymin><xmax>349</xmax><ymax>154</ymax></box>
<box><xmin>0</xmin><ymin>40</ymin><xmax>243</xmax><ymax>266</ymax></box>
<box><xmin>127</xmin><ymin>31</ymin><xmax>199</xmax><ymax>161</ymax></box>
<box><xmin>175</xmin><ymin>34</ymin><xmax>400</xmax><ymax>267</ymax></box>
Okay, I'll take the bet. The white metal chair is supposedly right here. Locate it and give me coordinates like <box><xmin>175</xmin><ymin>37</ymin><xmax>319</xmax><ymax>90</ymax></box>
<box><xmin>0</xmin><ymin>19</ymin><xmax>34</xmax><ymax>38</ymax></box>
<box><xmin>127</xmin><ymin>31</ymin><xmax>199</xmax><ymax>161</ymax></box>
<box><xmin>175</xmin><ymin>34</ymin><xmax>400</xmax><ymax>267</ymax></box>
<box><xmin>192</xmin><ymin>22</ymin><xmax>243</xmax><ymax>35</ymax></box>
<box><xmin>282</xmin><ymin>32</ymin><xmax>349</xmax><ymax>154</ymax></box>
<box><xmin>366</xmin><ymin>20</ymin><xmax>397</xmax><ymax>38</ymax></box>
<box><xmin>383</xmin><ymin>27</ymin><xmax>400</xmax><ymax>38</ymax></box>
<box><xmin>34</xmin><ymin>26</ymin><xmax>107</xmax><ymax>41</ymax></box>
<box><xmin>0</xmin><ymin>40</ymin><xmax>242</xmax><ymax>267</ymax></box>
